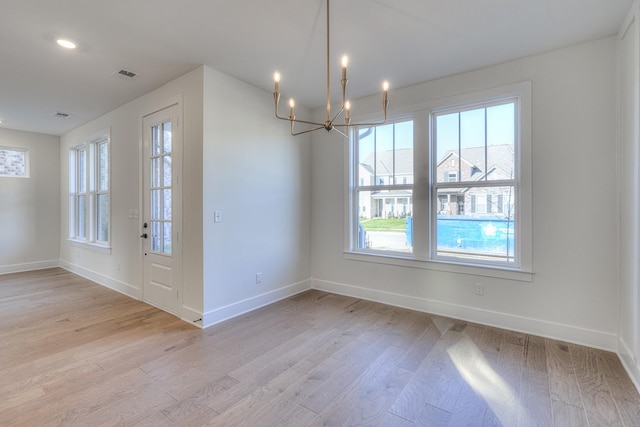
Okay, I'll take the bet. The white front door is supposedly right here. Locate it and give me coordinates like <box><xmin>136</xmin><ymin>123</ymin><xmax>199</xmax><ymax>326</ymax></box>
<box><xmin>142</xmin><ymin>104</ymin><xmax>182</xmax><ymax>315</ymax></box>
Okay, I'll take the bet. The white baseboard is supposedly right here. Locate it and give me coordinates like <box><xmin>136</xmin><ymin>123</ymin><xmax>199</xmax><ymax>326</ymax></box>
<box><xmin>182</xmin><ymin>304</ymin><xmax>204</xmax><ymax>328</ymax></box>
<box><xmin>59</xmin><ymin>260</ymin><xmax>141</xmax><ymax>300</ymax></box>
<box><xmin>312</xmin><ymin>278</ymin><xmax>618</xmax><ymax>352</ymax></box>
<box><xmin>619</xmin><ymin>337</ymin><xmax>640</xmax><ymax>392</ymax></box>
<box><xmin>0</xmin><ymin>259</ymin><xmax>60</xmax><ymax>275</ymax></box>
<box><xmin>202</xmin><ymin>279</ymin><xmax>312</xmax><ymax>328</ymax></box>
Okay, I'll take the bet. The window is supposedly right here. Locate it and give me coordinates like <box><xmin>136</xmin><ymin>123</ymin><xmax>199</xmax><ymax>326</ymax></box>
<box><xmin>433</xmin><ymin>100</ymin><xmax>515</xmax><ymax>263</ymax></box>
<box><xmin>0</xmin><ymin>146</ymin><xmax>29</xmax><ymax>177</ymax></box>
<box><xmin>69</xmin><ymin>134</ymin><xmax>110</xmax><ymax>246</ymax></box>
<box><xmin>349</xmin><ymin>82</ymin><xmax>532</xmax><ymax>276</ymax></box>
<box><xmin>353</xmin><ymin>120</ymin><xmax>413</xmax><ymax>253</ymax></box>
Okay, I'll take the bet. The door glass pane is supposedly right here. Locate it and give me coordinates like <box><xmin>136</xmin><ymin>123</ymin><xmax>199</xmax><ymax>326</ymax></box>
<box><xmin>163</xmin><ymin>121</ymin><xmax>172</xmax><ymax>153</ymax></box>
<box><xmin>152</xmin><ymin>125</ymin><xmax>161</xmax><ymax>156</ymax></box>
<box><xmin>163</xmin><ymin>189</ymin><xmax>172</xmax><ymax>220</ymax></box>
<box><xmin>151</xmin><ymin>189</ymin><xmax>161</xmax><ymax>220</ymax></box>
<box><xmin>163</xmin><ymin>155</ymin><xmax>172</xmax><ymax>187</ymax></box>
<box><xmin>151</xmin><ymin>221</ymin><xmax>161</xmax><ymax>252</ymax></box>
<box><xmin>163</xmin><ymin>222</ymin><xmax>172</xmax><ymax>255</ymax></box>
<box><xmin>151</xmin><ymin>158</ymin><xmax>160</xmax><ymax>188</ymax></box>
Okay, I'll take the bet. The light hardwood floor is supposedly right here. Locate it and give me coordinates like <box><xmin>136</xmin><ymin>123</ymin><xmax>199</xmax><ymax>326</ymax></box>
<box><xmin>1</xmin><ymin>268</ymin><xmax>639</xmax><ymax>426</ymax></box>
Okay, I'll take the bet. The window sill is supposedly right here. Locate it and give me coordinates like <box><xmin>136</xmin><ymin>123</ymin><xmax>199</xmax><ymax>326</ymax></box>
<box><xmin>343</xmin><ymin>251</ymin><xmax>533</xmax><ymax>282</ymax></box>
<box><xmin>68</xmin><ymin>239</ymin><xmax>112</xmax><ymax>255</ymax></box>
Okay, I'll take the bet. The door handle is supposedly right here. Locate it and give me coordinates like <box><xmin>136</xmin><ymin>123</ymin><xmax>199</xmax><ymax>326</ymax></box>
<box><xmin>140</xmin><ymin>233</ymin><xmax>148</xmax><ymax>239</ymax></box>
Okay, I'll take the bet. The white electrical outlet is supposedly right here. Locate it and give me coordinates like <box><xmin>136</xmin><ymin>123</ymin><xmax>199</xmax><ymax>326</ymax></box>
<box><xmin>256</xmin><ymin>273</ymin><xmax>263</xmax><ymax>285</ymax></box>
<box><xmin>474</xmin><ymin>283</ymin><xmax>484</xmax><ymax>296</ymax></box>
<box><xmin>214</xmin><ymin>211</ymin><xmax>222</xmax><ymax>223</ymax></box>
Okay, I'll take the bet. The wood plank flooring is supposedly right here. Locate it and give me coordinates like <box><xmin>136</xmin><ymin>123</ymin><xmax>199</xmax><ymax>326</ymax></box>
<box><xmin>1</xmin><ymin>268</ymin><xmax>639</xmax><ymax>426</ymax></box>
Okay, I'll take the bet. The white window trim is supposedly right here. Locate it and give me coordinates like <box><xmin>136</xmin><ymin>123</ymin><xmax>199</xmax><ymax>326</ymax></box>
<box><xmin>0</xmin><ymin>146</ymin><xmax>30</xmax><ymax>178</ymax></box>
<box><xmin>345</xmin><ymin>82</ymin><xmax>532</xmax><ymax>281</ymax></box>
<box><xmin>69</xmin><ymin>130</ymin><xmax>111</xmax><ymax>249</ymax></box>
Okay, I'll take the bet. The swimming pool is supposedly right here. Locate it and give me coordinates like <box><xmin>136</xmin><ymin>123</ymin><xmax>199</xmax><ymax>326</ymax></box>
<box><xmin>407</xmin><ymin>216</ymin><xmax>515</xmax><ymax>259</ymax></box>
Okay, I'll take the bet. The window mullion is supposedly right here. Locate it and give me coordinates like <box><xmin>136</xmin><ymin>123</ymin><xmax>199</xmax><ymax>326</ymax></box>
<box><xmin>432</xmin><ymin>179</ymin><xmax>515</xmax><ymax>190</ymax></box>
<box><xmin>412</xmin><ymin>111</ymin><xmax>430</xmax><ymax>258</ymax></box>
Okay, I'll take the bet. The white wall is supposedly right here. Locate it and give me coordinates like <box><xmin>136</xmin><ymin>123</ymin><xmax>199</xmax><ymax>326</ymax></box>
<box><xmin>0</xmin><ymin>128</ymin><xmax>59</xmax><ymax>273</ymax></box>
<box><xmin>201</xmin><ymin>66</ymin><xmax>311</xmax><ymax>326</ymax></box>
<box><xmin>618</xmin><ymin>0</ymin><xmax>640</xmax><ymax>389</ymax></box>
<box><xmin>59</xmin><ymin>67</ymin><xmax>204</xmax><ymax>320</ymax></box>
<box><xmin>311</xmin><ymin>37</ymin><xmax>619</xmax><ymax>350</ymax></box>
<box><xmin>57</xmin><ymin>63</ymin><xmax>312</xmax><ymax>327</ymax></box>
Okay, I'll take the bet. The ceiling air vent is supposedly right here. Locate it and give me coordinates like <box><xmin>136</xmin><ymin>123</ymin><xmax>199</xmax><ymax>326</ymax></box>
<box><xmin>113</xmin><ymin>68</ymin><xmax>138</xmax><ymax>79</ymax></box>
<box><xmin>53</xmin><ymin>112</ymin><xmax>71</xmax><ymax>119</ymax></box>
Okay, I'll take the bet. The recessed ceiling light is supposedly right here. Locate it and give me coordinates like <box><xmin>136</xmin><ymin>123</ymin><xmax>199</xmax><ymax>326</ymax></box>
<box><xmin>56</xmin><ymin>38</ymin><xmax>77</xmax><ymax>49</ymax></box>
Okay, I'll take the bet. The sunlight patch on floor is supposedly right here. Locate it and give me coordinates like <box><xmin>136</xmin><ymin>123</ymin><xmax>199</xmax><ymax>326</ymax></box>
<box><xmin>447</xmin><ymin>337</ymin><xmax>530</xmax><ymax>425</ymax></box>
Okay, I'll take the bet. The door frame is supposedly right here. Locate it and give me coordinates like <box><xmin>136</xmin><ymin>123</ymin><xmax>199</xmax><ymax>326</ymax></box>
<box><xmin>139</xmin><ymin>95</ymin><xmax>184</xmax><ymax>315</ymax></box>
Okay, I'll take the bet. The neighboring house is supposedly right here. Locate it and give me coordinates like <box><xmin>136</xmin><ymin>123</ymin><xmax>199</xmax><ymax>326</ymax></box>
<box><xmin>437</xmin><ymin>144</ymin><xmax>515</xmax><ymax>217</ymax></box>
<box><xmin>358</xmin><ymin>144</ymin><xmax>515</xmax><ymax>219</ymax></box>
<box><xmin>359</xmin><ymin>148</ymin><xmax>413</xmax><ymax>219</ymax></box>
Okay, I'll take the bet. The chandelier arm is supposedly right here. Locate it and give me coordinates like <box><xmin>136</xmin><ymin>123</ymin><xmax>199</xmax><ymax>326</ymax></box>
<box><xmin>330</xmin><ymin>106</ymin><xmax>344</xmax><ymax>124</ymax></box>
<box><xmin>285</xmin><ymin>117</ymin><xmax>327</xmax><ymax>127</ymax></box>
<box><xmin>275</xmin><ymin>103</ymin><xmax>325</xmax><ymax>127</ymax></box>
<box><xmin>275</xmin><ymin>111</ymin><xmax>293</xmax><ymax>120</ymax></box>
<box><xmin>291</xmin><ymin>125</ymin><xmax>326</xmax><ymax>136</ymax></box>
<box><xmin>332</xmin><ymin>127</ymin><xmax>347</xmax><ymax>138</ymax></box>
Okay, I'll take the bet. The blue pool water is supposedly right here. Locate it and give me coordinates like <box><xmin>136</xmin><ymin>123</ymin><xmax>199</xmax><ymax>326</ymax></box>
<box><xmin>407</xmin><ymin>216</ymin><xmax>515</xmax><ymax>256</ymax></box>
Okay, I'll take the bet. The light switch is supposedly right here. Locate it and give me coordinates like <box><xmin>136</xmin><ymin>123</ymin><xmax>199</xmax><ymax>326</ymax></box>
<box><xmin>214</xmin><ymin>211</ymin><xmax>222</xmax><ymax>223</ymax></box>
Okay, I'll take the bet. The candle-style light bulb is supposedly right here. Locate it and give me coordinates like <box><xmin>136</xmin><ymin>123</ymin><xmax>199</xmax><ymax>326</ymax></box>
<box><xmin>289</xmin><ymin>99</ymin><xmax>295</xmax><ymax>117</ymax></box>
<box><xmin>345</xmin><ymin>101</ymin><xmax>351</xmax><ymax>121</ymax></box>
<box><xmin>274</xmin><ymin>71</ymin><xmax>281</xmax><ymax>93</ymax></box>
<box><xmin>341</xmin><ymin>55</ymin><xmax>348</xmax><ymax>80</ymax></box>
<box><xmin>382</xmin><ymin>81</ymin><xmax>389</xmax><ymax>104</ymax></box>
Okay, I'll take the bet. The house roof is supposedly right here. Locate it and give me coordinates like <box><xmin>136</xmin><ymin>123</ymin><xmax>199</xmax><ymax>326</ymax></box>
<box><xmin>361</xmin><ymin>144</ymin><xmax>514</xmax><ymax>179</ymax></box>
<box><xmin>361</xmin><ymin>148</ymin><xmax>413</xmax><ymax>177</ymax></box>
<box><xmin>438</xmin><ymin>144</ymin><xmax>515</xmax><ymax>179</ymax></box>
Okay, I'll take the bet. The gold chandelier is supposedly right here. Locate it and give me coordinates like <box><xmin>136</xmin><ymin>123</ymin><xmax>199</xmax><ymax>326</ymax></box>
<box><xmin>273</xmin><ymin>0</ymin><xmax>389</xmax><ymax>137</ymax></box>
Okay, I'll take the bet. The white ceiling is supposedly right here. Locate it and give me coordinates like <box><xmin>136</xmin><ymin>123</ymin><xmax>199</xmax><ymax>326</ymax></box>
<box><xmin>0</xmin><ymin>0</ymin><xmax>633</xmax><ymax>136</ymax></box>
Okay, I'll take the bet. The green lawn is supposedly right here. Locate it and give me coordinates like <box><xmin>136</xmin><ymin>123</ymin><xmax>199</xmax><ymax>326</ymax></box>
<box><xmin>360</xmin><ymin>218</ymin><xmax>407</xmax><ymax>232</ymax></box>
